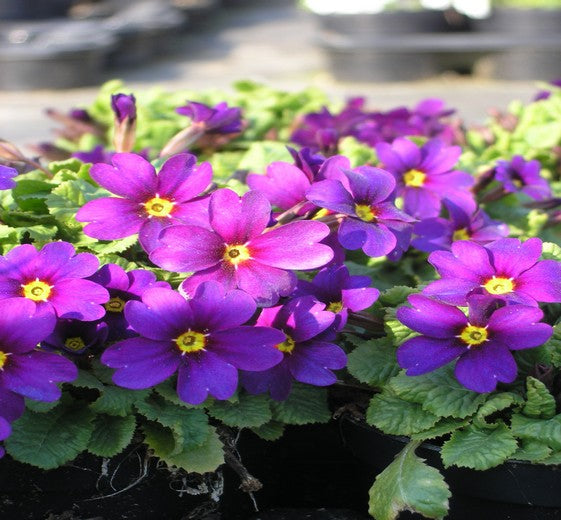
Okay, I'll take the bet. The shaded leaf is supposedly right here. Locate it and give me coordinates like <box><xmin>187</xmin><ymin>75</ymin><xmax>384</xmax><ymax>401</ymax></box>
<box><xmin>87</xmin><ymin>414</ymin><xmax>136</xmax><ymax>457</ymax></box>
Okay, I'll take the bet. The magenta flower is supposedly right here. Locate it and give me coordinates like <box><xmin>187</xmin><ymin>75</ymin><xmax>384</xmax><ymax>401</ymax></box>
<box><xmin>294</xmin><ymin>265</ymin><xmax>380</xmax><ymax>330</ymax></box>
<box><xmin>150</xmin><ymin>188</ymin><xmax>333</xmax><ymax>306</ymax></box>
<box><xmin>0</xmin><ymin>298</ymin><xmax>77</xmax><ymax>402</ymax></box>
<box><xmin>396</xmin><ymin>294</ymin><xmax>553</xmax><ymax>393</ymax></box>
<box><xmin>111</xmin><ymin>93</ymin><xmax>136</xmax><ymax>123</ymax></box>
<box><xmin>241</xmin><ymin>296</ymin><xmax>347</xmax><ymax>401</ymax></box>
<box><xmin>101</xmin><ymin>282</ymin><xmax>284</xmax><ymax>405</ymax></box>
<box><xmin>176</xmin><ymin>100</ymin><xmax>242</xmax><ymax>134</ymax></box>
<box><xmin>412</xmin><ymin>201</ymin><xmax>509</xmax><ymax>253</ymax></box>
<box><xmin>376</xmin><ymin>137</ymin><xmax>474</xmax><ymax>219</ymax></box>
<box><xmin>423</xmin><ymin>237</ymin><xmax>561</xmax><ymax>306</ymax></box>
<box><xmin>41</xmin><ymin>319</ymin><xmax>108</xmax><ymax>355</ymax></box>
<box><xmin>495</xmin><ymin>155</ymin><xmax>552</xmax><ymax>201</ymax></box>
<box><xmin>76</xmin><ymin>152</ymin><xmax>212</xmax><ymax>252</ymax></box>
<box><xmin>89</xmin><ymin>264</ymin><xmax>170</xmax><ymax>342</ymax></box>
<box><xmin>0</xmin><ymin>165</ymin><xmax>17</xmax><ymax>190</ymax></box>
<box><xmin>0</xmin><ymin>242</ymin><xmax>108</xmax><ymax>321</ymax></box>
<box><xmin>306</xmin><ymin>166</ymin><xmax>415</xmax><ymax>258</ymax></box>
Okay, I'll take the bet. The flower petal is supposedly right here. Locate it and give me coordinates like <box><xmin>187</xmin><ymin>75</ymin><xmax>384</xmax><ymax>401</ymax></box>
<box><xmin>397</xmin><ymin>336</ymin><xmax>466</xmax><ymax>376</ymax></box>
<box><xmin>157</xmin><ymin>154</ymin><xmax>212</xmax><ymax>201</ymax></box>
<box><xmin>77</xmin><ymin>198</ymin><xmax>144</xmax><ymax>240</ymax></box>
<box><xmin>489</xmin><ymin>305</ymin><xmax>553</xmax><ymax>350</ymax></box>
<box><xmin>487</xmin><ymin>238</ymin><xmax>542</xmax><ymax>278</ymax></box>
<box><xmin>515</xmin><ymin>259</ymin><xmax>561</xmax><ymax>303</ymax></box>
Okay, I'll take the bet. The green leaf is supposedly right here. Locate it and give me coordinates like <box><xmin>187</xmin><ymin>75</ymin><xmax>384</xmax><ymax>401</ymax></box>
<box><xmin>522</xmin><ymin>377</ymin><xmax>556</xmax><ymax>419</ymax></box>
<box><xmin>441</xmin><ymin>423</ymin><xmax>518</xmax><ymax>470</ymax></box>
<box><xmin>384</xmin><ymin>308</ymin><xmax>419</xmax><ymax>346</ymax></box>
<box><xmin>24</xmin><ymin>398</ymin><xmax>59</xmax><ymax>413</ymax></box>
<box><xmin>87</xmin><ymin>414</ymin><xmax>136</xmax><ymax>457</ymax></box>
<box><xmin>135</xmin><ymin>394</ymin><xmax>209</xmax><ymax>449</ymax></box>
<box><xmin>207</xmin><ymin>393</ymin><xmax>272</xmax><ymax>428</ymax></box>
<box><xmin>378</xmin><ymin>286</ymin><xmax>417</xmax><ymax>307</ymax></box>
<box><xmin>542</xmin><ymin>321</ymin><xmax>561</xmax><ymax>368</ymax></box>
<box><xmin>337</xmin><ymin>136</ymin><xmax>377</xmax><ymax>167</ymax></box>
<box><xmin>539</xmin><ymin>450</ymin><xmax>561</xmax><ymax>465</ymax></box>
<box><xmin>513</xmin><ymin>439</ymin><xmax>552</xmax><ymax>463</ymax></box>
<box><xmin>143</xmin><ymin>422</ymin><xmax>224</xmax><ymax>474</ymax></box>
<box><xmin>410</xmin><ymin>418</ymin><xmax>470</xmax><ymax>442</ymax></box>
<box><xmin>237</xmin><ymin>141</ymin><xmax>292</xmax><ymax>173</ymax></box>
<box><xmin>366</xmin><ymin>392</ymin><xmax>439</xmax><ymax>436</ymax></box>
<box><xmin>541</xmin><ymin>241</ymin><xmax>561</xmax><ymax>261</ymax></box>
<box><xmin>270</xmin><ymin>384</ymin><xmax>331</xmax><ymax>425</ymax></box>
<box><xmin>71</xmin><ymin>369</ymin><xmax>104</xmax><ymax>390</ymax></box>
<box><xmin>45</xmin><ymin>179</ymin><xmax>109</xmax><ymax>224</ymax></box>
<box><xmin>91</xmin><ymin>386</ymin><xmax>150</xmax><ymax>417</ymax></box>
<box><xmin>12</xmin><ymin>179</ymin><xmax>53</xmax><ymax>212</ymax></box>
<box><xmin>6</xmin><ymin>403</ymin><xmax>95</xmax><ymax>469</ymax></box>
<box><xmin>473</xmin><ymin>392</ymin><xmax>524</xmax><ymax>428</ymax></box>
<box><xmin>389</xmin><ymin>367</ymin><xmax>487</xmax><ymax>419</ymax></box>
<box><xmin>250</xmin><ymin>421</ymin><xmax>285</xmax><ymax>441</ymax></box>
<box><xmin>86</xmin><ymin>235</ymin><xmax>139</xmax><ymax>255</ymax></box>
<box><xmin>346</xmin><ymin>336</ymin><xmax>400</xmax><ymax>387</ymax></box>
<box><xmin>510</xmin><ymin>413</ymin><xmax>561</xmax><ymax>450</ymax></box>
<box><xmin>369</xmin><ymin>441</ymin><xmax>450</xmax><ymax>520</ymax></box>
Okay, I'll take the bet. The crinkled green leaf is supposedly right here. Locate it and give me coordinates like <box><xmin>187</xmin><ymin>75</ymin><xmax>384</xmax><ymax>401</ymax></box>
<box><xmin>441</xmin><ymin>423</ymin><xmax>518</xmax><ymax>470</ymax></box>
<box><xmin>143</xmin><ymin>421</ymin><xmax>224</xmax><ymax>474</ymax></box>
<box><xmin>12</xmin><ymin>179</ymin><xmax>53</xmax><ymax>212</ymax></box>
<box><xmin>522</xmin><ymin>377</ymin><xmax>556</xmax><ymax>419</ymax></box>
<box><xmin>473</xmin><ymin>392</ymin><xmax>524</xmax><ymax>428</ymax></box>
<box><xmin>510</xmin><ymin>413</ymin><xmax>561</xmax><ymax>450</ymax></box>
<box><xmin>24</xmin><ymin>398</ymin><xmax>59</xmax><ymax>413</ymax></box>
<box><xmin>513</xmin><ymin>439</ymin><xmax>552</xmax><ymax>463</ymax></box>
<box><xmin>86</xmin><ymin>235</ymin><xmax>139</xmax><ymax>255</ymax></box>
<box><xmin>6</xmin><ymin>403</ymin><xmax>95</xmax><ymax>469</ymax></box>
<box><xmin>250</xmin><ymin>421</ymin><xmax>285</xmax><ymax>441</ymax></box>
<box><xmin>384</xmin><ymin>308</ymin><xmax>419</xmax><ymax>346</ymax></box>
<box><xmin>71</xmin><ymin>369</ymin><xmax>104</xmax><ymax>390</ymax></box>
<box><xmin>135</xmin><ymin>394</ymin><xmax>209</xmax><ymax>450</ymax></box>
<box><xmin>207</xmin><ymin>393</ymin><xmax>272</xmax><ymax>428</ymax></box>
<box><xmin>366</xmin><ymin>392</ymin><xmax>439</xmax><ymax>436</ymax></box>
<box><xmin>378</xmin><ymin>286</ymin><xmax>417</xmax><ymax>307</ymax></box>
<box><xmin>270</xmin><ymin>384</ymin><xmax>331</xmax><ymax>425</ymax></box>
<box><xmin>410</xmin><ymin>418</ymin><xmax>470</xmax><ymax>442</ymax></box>
<box><xmin>338</xmin><ymin>136</ymin><xmax>377</xmax><ymax>167</ymax></box>
<box><xmin>542</xmin><ymin>321</ymin><xmax>561</xmax><ymax>368</ymax></box>
<box><xmin>539</xmin><ymin>451</ymin><xmax>561</xmax><ymax>465</ymax></box>
<box><xmin>389</xmin><ymin>367</ymin><xmax>487</xmax><ymax>419</ymax></box>
<box><xmin>45</xmin><ymin>179</ymin><xmax>109</xmax><ymax>224</ymax></box>
<box><xmin>369</xmin><ymin>441</ymin><xmax>450</xmax><ymax>520</ymax></box>
<box><xmin>346</xmin><ymin>336</ymin><xmax>400</xmax><ymax>387</ymax></box>
<box><xmin>237</xmin><ymin>141</ymin><xmax>292</xmax><ymax>173</ymax></box>
<box><xmin>87</xmin><ymin>414</ymin><xmax>136</xmax><ymax>457</ymax></box>
<box><xmin>541</xmin><ymin>241</ymin><xmax>561</xmax><ymax>262</ymax></box>
<box><xmin>91</xmin><ymin>386</ymin><xmax>150</xmax><ymax>417</ymax></box>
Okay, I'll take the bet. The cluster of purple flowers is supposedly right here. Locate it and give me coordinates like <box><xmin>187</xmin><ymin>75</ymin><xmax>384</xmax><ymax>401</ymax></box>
<box><xmin>396</xmin><ymin>237</ymin><xmax>559</xmax><ymax>392</ymax></box>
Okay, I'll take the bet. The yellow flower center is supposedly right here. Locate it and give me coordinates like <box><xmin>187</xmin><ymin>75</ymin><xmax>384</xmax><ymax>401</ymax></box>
<box><xmin>223</xmin><ymin>244</ymin><xmax>251</xmax><ymax>266</ymax></box>
<box><xmin>64</xmin><ymin>337</ymin><xmax>86</xmax><ymax>351</ymax></box>
<box><xmin>403</xmin><ymin>169</ymin><xmax>426</xmax><ymax>187</ymax></box>
<box><xmin>355</xmin><ymin>204</ymin><xmax>376</xmax><ymax>222</ymax></box>
<box><xmin>452</xmin><ymin>228</ymin><xmax>470</xmax><ymax>241</ymax></box>
<box><xmin>0</xmin><ymin>351</ymin><xmax>10</xmax><ymax>370</ymax></box>
<box><xmin>276</xmin><ymin>335</ymin><xmax>296</xmax><ymax>354</ymax></box>
<box><xmin>21</xmin><ymin>279</ymin><xmax>53</xmax><ymax>302</ymax></box>
<box><xmin>327</xmin><ymin>301</ymin><xmax>343</xmax><ymax>313</ymax></box>
<box><xmin>105</xmin><ymin>297</ymin><xmax>126</xmax><ymax>313</ymax></box>
<box><xmin>175</xmin><ymin>331</ymin><xmax>206</xmax><ymax>355</ymax></box>
<box><xmin>513</xmin><ymin>178</ymin><xmax>523</xmax><ymax>188</ymax></box>
<box><xmin>483</xmin><ymin>276</ymin><xmax>515</xmax><ymax>295</ymax></box>
<box><xmin>144</xmin><ymin>196</ymin><xmax>174</xmax><ymax>217</ymax></box>
<box><xmin>459</xmin><ymin>324</ymin><xmax>488</xmax><ymax>347</ymax></box>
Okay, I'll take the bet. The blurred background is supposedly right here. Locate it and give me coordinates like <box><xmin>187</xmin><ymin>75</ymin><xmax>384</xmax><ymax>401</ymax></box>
<box><xmin>0</xmin><ymin>0</ymin><xmax>559</xmax><ymax>148</ymax></box>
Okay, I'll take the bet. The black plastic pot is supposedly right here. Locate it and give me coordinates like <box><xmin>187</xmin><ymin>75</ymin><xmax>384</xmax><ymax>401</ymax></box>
<box><xmin>0</xmin><ymin>19</ymin><xmax>116</xmax><ymax>90</ymax></box>
<box><xmin>0</xmin><ymin>0</ymin><xmax>72</xmax><ymax>20</ymax></box>
<box><xmin>341</xmin><ymin>417</ymin><xmax>561</xmax><ymax>509</ymax></box>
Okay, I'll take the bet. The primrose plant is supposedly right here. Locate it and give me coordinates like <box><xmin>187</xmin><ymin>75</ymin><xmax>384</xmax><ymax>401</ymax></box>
<box><xmin>1</xmin><ymin>80</ymin><xmax>561</xmax><ymax>519</ymax></box>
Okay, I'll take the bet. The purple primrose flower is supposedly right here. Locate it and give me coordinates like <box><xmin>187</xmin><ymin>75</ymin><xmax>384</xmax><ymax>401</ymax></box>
<box><xmin>111</xmin><ymin>93</ymin><xmax>137</xmax><ymax>123</ymax></box>
<box><xmin>177</xmin><ymin>100</ymin><xmax>242</xmax><ymax>135</ymax></box>
<box><xmin>376</xmin><ymin>137</ymin><xmax>474</xmax><ymax>219</ymax></box>
<box><xmin>423</xmin><ymin>237</ymin><xmax>561</xmax><ymax>306</ymax></box>
<box><xmin>241</xmin><ymin>296</ymin><xmax>347</xmax><ymax>400</ymax></box>
<box><xmin>494</xmin><ymin>155</ymin><xmax>552</xmax><ymax>201</ymax></box>
<box><xmin>41</xmin><ymin>318</ymin><xmax>108</xmax><ymax>354</ymax></box>
<box><xmin>396</xmin><ymin>294</ymin><xmax>553</xmax><ymax>393</ymax></box>
<box><xmin>0</xmin><ymin>298</ymin><xmax>77</xmax><ymax>402</ymax></box>
<box><xmin>76</xmin><ymin>152</ymin><xmax>212</xmax><ymax>252</ymax></box>
<box><xmin>88</xmin><ymin>263</ymin><xmax>170</xmax><ymax>342</ymax></box>
<box><xmin>294</xmin><ymin>264</ymin><xmax>380</xmax><ymax>330</ymax></box>
<box><xmin>412</xmin><ymin>201</ymin><xmax>509</xmax><ymax>253</ymax></box>
<box><xmin>306</xmin><ymin>166</ymin><xmax>415</xmax><ymax>258</ymax></box>
<box><xmin>0</xmin><ymin>165</ymin><xmax>17</xmax><ymax>190</ymax></box>
<box><xmin>150</xmin><ymin>188</ymin><xmax>333</xmax><ymax>306</ymax></box>
<box><xmin>101</xmin><ymin>281</ymin><xmax>285</xmax><ymax>405</ymax></box>
<box><xmin>0</xmin><ymin>242</ymin><xmax>108</xmax><ymax>321</ymax></box>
